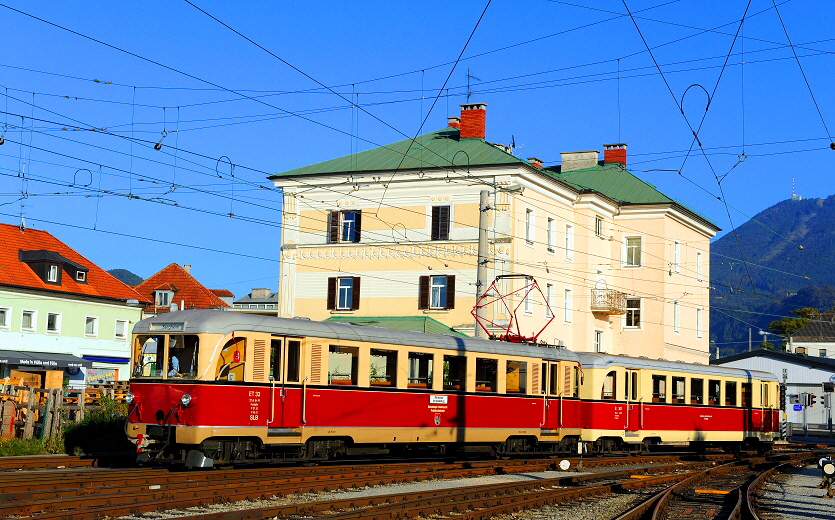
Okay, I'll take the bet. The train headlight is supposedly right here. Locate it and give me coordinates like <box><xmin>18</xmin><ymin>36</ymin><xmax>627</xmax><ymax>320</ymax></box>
<box><xmin>180</xmin><ymin>394</ymin><xmax>193</xmax><ymax>407</ymax></box>
<box><xmin>126</xmin><ymin>392</ymin><xmax>135</xmax><ymax>404</ymax></box>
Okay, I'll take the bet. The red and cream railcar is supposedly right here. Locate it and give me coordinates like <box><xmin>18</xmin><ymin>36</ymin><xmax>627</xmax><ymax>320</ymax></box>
<box><xmin>126</xmin><ymin>310</ymin><xmax>582</xmax><ymax>466</ymax></box>
<box><xmin>575</xmin><ymin>353</ymin><xmax>780</xmax><ymax>453</ymax></box>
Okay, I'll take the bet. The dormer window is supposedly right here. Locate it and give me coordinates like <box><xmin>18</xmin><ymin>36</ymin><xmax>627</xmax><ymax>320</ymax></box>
<box><xmin>19</xmin><ymin>249</ymin><xmax>88</xmax><ymax>285</ymax></box>
<box><xmin>47</xmin><ymin>264</ymin><xmax>59</xmax><ymax>283</ymax></box>
<box><xmin>156</xmin><ymin>290</ymin><xmax>174</xmax><ymax>307</ymax></box>
<box><xmin>76</xmin><ymin>271</ymin><xmax>86</xmax><ymax>283</ymax></box>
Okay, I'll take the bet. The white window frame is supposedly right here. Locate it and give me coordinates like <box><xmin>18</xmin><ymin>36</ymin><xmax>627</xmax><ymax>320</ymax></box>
<box><xmin>673</xmin><ymin>301</ymin><xmax>680</xmax><ymax>334</ymax></box>
<box><xmin>563</xmin><ymin>288</ymin><xmax>572</xmax><ymax>324</ymax></box>
<box><xmin>545</xmin><ymin>283</ymin><xmax>554</xmax><ymax>318</ymax></box>
<box><xmin>546</xmin><ymin>216</ymin><xmax>556</xmax><ymax>254</ymax></box>
<box><xmin>47</xmin><ymin>264</ymin><xmax>59</xmax><ymax>283</ymax></box>
<box><xmin>21</xmin><ymin>309</ymin><xmax>36</xmax><ymax>332</ymax></box>
<box><xmin>46</xmin><ymin>312</ymin><xmax>62</xmax><ymax>334</ymax></box>
<box><xmin>564</xmin><ymin>224</ymin><xmax>574</xmax><ymax>261</ymax></box>
<box><xmin>524</xmin><ymin>208</ymin><xmax>535</xmax><ymax>246</ymax></box>
<box><xmin>336</xmin><ymin>277</ymin><xmax>354</xmax><ymax>310</ymax></box>
<box><xmin>595</xmin><ymin>216</ymin><xmax>603</xmax><ymax>237</ymax></box>
<box><xmin>0</xmin><ymin>307</ymin><xmax>10</xmax><ymax>330</ymax></box>
<box><xmin>624</xmin><ymin>236</ymin><xmax>642</xmax><ymax>267</ymax></box>
<box><xmin>341</xmin><ymin>211</ymin><xmax>360</xmax><ymax>243</ymax></box>
<box><xmin>696</xmin><ymin>251</ymin><xmax>703</xmax><ymax>282</ymax></box>
<box><xmin>594</xmin><ymin>330</ymin><xmax>605</xmax><ymax>353</ymax></box>
<box><xmin>115</xmin><ymin>319</ymin><xmax>128</xmax><ymax>340</ymax></box>
<box><xmin>523</xmin><ymin>289</ymin><xmax>533</xmax><ymax>315</ymax></box>
<box><xmin>625</xmin><ymin>298</ymin><xmax>641</xmax><ymax>329</ymax></box>
<box><xmin>673</xmin><ymin>240</ymin><xmax>681</xmax><ymax>274</ymax></box>
<box><xmin>155</xmin><ymin>290</ymin><xmax>173</xmax><ymax>306</ymax></box>
<box><xmin>696</xmin><ymin>308</ymin><xmax>703</xmax><ymax>339</ymax></box>
<box><xmin>84</xmin><ymin>315</ymin><xmax>99</xmax><ymax>338</ymax></box>
<box><xmin>429</xmin><ymin>275</ymin><xmax>449</xmax><ymax>309</ymax></box>
<box><xmin>76</xmin><ymin>271</ymin><xmax>86</xmax><ymax>282</ymax></box>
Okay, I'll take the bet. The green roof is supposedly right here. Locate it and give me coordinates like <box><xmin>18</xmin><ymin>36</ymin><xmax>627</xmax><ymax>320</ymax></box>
<box><xmin>323</xmin><ymin>315</ymin><xmax>469</xmax><ymax>338</ymax></box>
<box><xmin>270</xmin><ymin>128</ymin><xmax>526</xmax><ymax>178</ymax></box>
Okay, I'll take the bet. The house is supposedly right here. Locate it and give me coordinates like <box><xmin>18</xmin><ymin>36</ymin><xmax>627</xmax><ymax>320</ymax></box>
<box><xmin>133</xmin><ymin>263</ymin><xmax>230</xmax><ymax>317</ymax></box>
<box><xmin>270</xmin><ymin>103</ymin><xmax>719</xmax><ymax>362</ymax></box>
<box><xmin>712</xmin><ymin>349</ymin><xmax>835</xmax><ymax>432</ymax></box>
<box><xmin>0</xmin><ymin>223</ymin><xmax>146</xmax><ymax>388</ymax></box>
<box><xmin>231</xmin><ymin>288</ymin><xmax>278</xmax><ymax>314</ymax></box>
<box><xmin>788</xmin><ymin>319</ymin><xmax>835</xmax><ymax>359</ymax></box>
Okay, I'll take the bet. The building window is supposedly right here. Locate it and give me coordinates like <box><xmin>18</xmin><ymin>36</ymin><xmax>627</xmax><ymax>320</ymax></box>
<box><xmin>696</xmin><ymin>308</ymin><xmax>703</xmax><ymax>339</ymax></box>
<box><xmin>76</xmin><ymin>271</ymin><xmax>87</xmax><ymax>283</ymax></box>
<box><xmin>47</xmin><ymin>312</ymin><xmax>61</xmax><ymax>334</ymax></box>
<box><xmin>431</xmin><ymin>206</ymin><xmax>450</xmax><ymax>241</ymax></box>
<box><xmin>696</xmin><ymin>251</ymin><xmax>703</xmax><ymax>282</ymax></box>
<box><xmin>564</xmin><ymin>224</ymin><xmax>574</xmax><ymax>260</ymax></box>
<box><xmin>821</xmin><ymin>349</ymin><xmax>827</xmax><ymax>358</ymax></box>
<box><xmin>525</xmin><ymin>208</ymin><xmax>534</xmax><ymax>245</ymax></box>
<box><xmin>21</xmin><ymin>310</ymin><xmax>36</xmax><ymax>332</ymax></box>
<box><xmin>419</xmin><ymin>275</ymin><xmax>455</xmax><ymax>310</ymax></box>
<box><xmin>155</xmin><ymin>290</ymin><xmax>173</xmax><ymax>307</ymax></box>
<box><xmin>327</xmin><ymin>276</ymin><xmax>360</xmax><ymax>311</ymax></box>
<box><xmin>85</xmin><ymin>316</ymin><xmax>99</xmax><ymax>337</ymax></box>
<box><xmin>545</xmin><ymin>283</ymin><xmax>553</xmax><ymax>318</ymax></box>
<box><xmin>625</xmin><ymin>237</ymin><xmax>642</xmax><ymax>266</ymax></box>
<box><xmin>673</xmin><ymin>301</ymin><xmax>680</xmax><ymax>333</ymax></box>
<box><xmin>673</xmin><ymin>240</ymin><xmax>680</xmax><ymax>274</ymax></box>
<box><xmin>625</xmin><ymin>298</ymin><xmax>640</xmax><ymax>328</ymax></box>
<box><xmin>115</xmin><ymin>319</ymin><xmax>128</xmax><ymax>340</ymax></box>
<box><xmin>594</xmin><ymin>330</ymin><xmax>605</xmax><ymax>353</ymax></box>
<box><xmin>563</xmin><ymin>288</ymin><xmax>572</xmax><ymax>323</ymax></box>
<box><xmin>0</xmin><ymin>307</ymin><xmax>10</xmax><ymax>330</ymax></box>
<box><xmin>47</xmin><ymin>264</ymin><xmax>59</xmax><ymax>283</ymax></box>
<box><xmin>595</xmin><ymin>216</ymin><xmax>603</xmax><ymax>237</ymax></box>
<box><xmin>547</xmin><ymin>217</ymin><xmax>555</xmax><ymax>253</ymax></box>
<box><xmin>329</xmin><ymin>210</ymin><xmax>362</xmax><ymax>243</ymax></box>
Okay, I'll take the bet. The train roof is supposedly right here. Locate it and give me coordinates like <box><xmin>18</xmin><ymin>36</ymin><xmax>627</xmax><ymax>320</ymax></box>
<box><xmin>575</xmin><ymin>352</ymin><xmax>779</xmax><ymax>381</ymax></box>
<box><xmin>133</xmin><ymin>310</ymin><xmax>580</xmax><ymax>363</ymax></box>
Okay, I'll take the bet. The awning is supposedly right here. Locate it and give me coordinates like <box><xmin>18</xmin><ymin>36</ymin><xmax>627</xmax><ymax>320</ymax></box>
<box><xmin>82</xmin><ymin>355</ymin><xmax>130</xmax><ymax>365</ymax></box>
<box><xmin>0</xmin><ymin>350</ymin><xmax>92</xmax><ymax>369</ymax></box>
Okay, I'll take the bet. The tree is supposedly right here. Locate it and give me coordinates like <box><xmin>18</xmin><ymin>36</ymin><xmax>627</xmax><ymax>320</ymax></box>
<box><xmin>768</xmin><ymin>307</ymin><xmax>820</xmax><ymax>337</ymax></box>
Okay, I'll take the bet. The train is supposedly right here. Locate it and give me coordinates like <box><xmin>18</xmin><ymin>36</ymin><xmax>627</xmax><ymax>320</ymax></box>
<box><xmin>125</xmin><ymin>310</ymin><xmax>780</xmax><ymax>467</ymax></box>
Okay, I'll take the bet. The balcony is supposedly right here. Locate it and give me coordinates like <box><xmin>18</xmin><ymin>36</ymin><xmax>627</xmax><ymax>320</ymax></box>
<box><xmin>591</xmin><ymin>289</ymin><xmax>626</xmax><ymax>315</ymax></box>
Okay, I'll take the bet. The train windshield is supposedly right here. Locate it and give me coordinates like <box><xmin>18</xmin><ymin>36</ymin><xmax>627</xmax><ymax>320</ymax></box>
<box><xmin>133</xmin><ymin>334</ymin><xmax>200</xmax><ymax>379</ymax></box>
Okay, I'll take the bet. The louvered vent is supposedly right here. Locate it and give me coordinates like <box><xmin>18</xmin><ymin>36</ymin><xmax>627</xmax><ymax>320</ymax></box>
<box><xmin>310</xmin><ymin>344</ymin><xmax>322</xmax><ymax>383</ymax></box>
<box><xmin>253</xmin><ymin>339</ymin><xmax>267</xmax><ymax>381</ymax></box>
<box><xmin>564</xmin><ymin>366</ymin><xmax>571</xmax><ymax>396</ymax></box>
<box><xmin>531</xmin><ymin>363</ymin><xmax>540</xmax><ymax>394</ymax></box>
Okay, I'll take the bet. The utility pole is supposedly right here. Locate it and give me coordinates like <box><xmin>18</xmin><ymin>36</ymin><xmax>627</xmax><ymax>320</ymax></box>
<box><xmin>782</xmin><ymin>368</ymin><xmax>788</xmax><ymax>440</ymax></box>
<box><xmin>748</xmin><ymin>328</ymin><xmax>752</xmax><ymax>352</ymax></box>
<box><xmin>475</xmin><ymin>190</ymin><xmax>491</xmax><ymax>339</ymax></box>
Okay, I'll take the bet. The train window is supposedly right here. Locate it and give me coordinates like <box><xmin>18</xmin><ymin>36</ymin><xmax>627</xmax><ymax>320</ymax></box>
<box><xmin>624</xmin><ymin>372</ymin><xmax>629</xmax><ymax>400</ymax></box>
<box><xmin>370</xmin><ymin>349</ymin><xmax>397</xmax><ymax>387</ymax></box>
<box><xmin>328</xmin><ymin>345</ymin><xmax>358</xmax><ymax>385</ymax></box>
<box><xmin>630</xmin><ymin>372</ymin><xmax>638</xmax><ymax>401</ymax></box>
<box><xmin>741</xmin><ymin>383</ymin><xmax>752</xmax><ymax>407</ymax></box>
<box><xmin>286</xmin><ymin>340</ymin><xmax>301</xmax><ymax>382</ymax></box>
<box><xmin>762</xmin><ymin>384</ymin><xmax>769</xmax><ymax>407</ymax></box>
<box><xmin>408</xmin><ymin>352</ymin><xmax>433</xmax><ymax>388</ymax></box>
<box><xmin>550</xmin><ymin>365</ymin><xmax>561</xmax><ymax>395</ymax></box>
<box><xmin>652</xmin><ymin>375</ymin><xmax>666</xmax><ymax>402</ymax></box>
<box><xmin>167</xmin><ymin>335</ymin><xmax>199</xmax><ymax>379</ymax></box>
<box><xmin>572</xmin><ymin>366</ymin><xmax>580</xmax><ymax>397</ymax></box>
<box><xmin>725</xmin><ymin>381</ymin><xmax>737</xmax><ymax>406</ymax></box>
<box><xmin>602</xmin><ymin>371</ymin><xmax>616</xmax><ymax>400</ymax></box>
<box><xmin>708</xmin><ymin>380</ymin><xmax>721</xmax><ymax>405</ymax></box>
<box><xmin>443</xmin><ymin>355</ymin><xmax>466</xmax><ymax>390</ymax></box>
<box><xmin>216</xmin><ymin>338</ymin><xmax>246</xmax><ymax>381</ymax></box>
<box><xmin>133</xmin><ymin>335</ymin><xmax>164</xmax><ymax>378</ymax></box>
<box><xmin>506</xmin><ymin>361</ymin><xmax>527</xmax><ymax>394</ymax></box>
<box><xmin>671</xmin><ymin>376</ymin><xmax>685</xmax><ymax>404</ymax></box>
<box><xmin>690</xmin><ymin>378</ymin><xmax>704</xmax><ymax>404</ymax></box>
<box><xmin>475</xmin><ymin>358</ymin><xmax>497</xmax><ymax>392</ymax></box>
<box><xmin>269</xmin><ymin>339</ymin><xmax>282</xmax><ymax>381</ymax></box>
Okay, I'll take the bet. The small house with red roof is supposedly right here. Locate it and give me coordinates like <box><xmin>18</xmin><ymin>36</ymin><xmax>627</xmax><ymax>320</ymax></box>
<box><xmin>0</xmin><ymin>223</ymin><xmax>147</xmax><ymax>389</ymax></box>
<box><xmin>133</xmin><ymin>263</ymin><xmax>231</xmax><ymax>317</ymax></box>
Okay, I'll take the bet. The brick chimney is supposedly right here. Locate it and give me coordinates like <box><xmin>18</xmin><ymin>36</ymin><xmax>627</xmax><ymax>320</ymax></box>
<box><xmin>459</xmin><ymin>103</ymin><xmax>487</xmax><ymax>139</ymax></box>
<box><xmin>603</xmin><ymin>143</ymin><xmax>627</xmax><ymax>167</ymax></box>
<box><xmin>447</xmin><ymin>116</ymin><xmax>460</xmax><ymax>129</ymax></box>
<box><xmin>527</xmin><ymin>157</ymin><xmax>543</xmax><ymax>169</ymax></box>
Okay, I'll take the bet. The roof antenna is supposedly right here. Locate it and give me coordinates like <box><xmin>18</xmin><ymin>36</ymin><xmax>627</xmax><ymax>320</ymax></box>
<box><xmin>466</xmin><ymin>68</ymin><xmax>480</xmax><ymax>101</ymax></box>
<box><xmin>19</xmin><ymin>204</ymin><xmax>26</xmax><ymax>231</ymax></box>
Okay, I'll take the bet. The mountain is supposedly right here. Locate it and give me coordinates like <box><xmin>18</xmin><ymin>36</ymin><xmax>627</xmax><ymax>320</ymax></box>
<box><xmin>710</xmin><ymin>195</ymin><xmax>835</xmax><ymax>354</ymax></box>
<box><xmin>107</xmin><ymin>269</ymin><xmax>144</xmax><ymax>286</ymax></box>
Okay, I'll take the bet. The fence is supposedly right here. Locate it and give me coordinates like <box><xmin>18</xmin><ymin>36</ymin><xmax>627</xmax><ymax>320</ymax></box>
<box><xmin>0</xmin><ymin>380</ymin><xmax>128</xmax><ymax>440</ymax></box>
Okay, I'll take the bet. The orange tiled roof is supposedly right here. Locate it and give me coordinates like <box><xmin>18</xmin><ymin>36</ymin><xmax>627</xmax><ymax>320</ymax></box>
<box><xmin>210</xmin><ymin>289</ymin><xmax>234</xmax><ymax>298</ymax></box>
<box><xmin>0</xmin><ymin>223</ymin><xmax>146</xmax><ymax>302</ymax></box>
<box><xmin>134</xmin><ymin>264</ymin><xmax>230</xmax><ymax>311</ymax></box>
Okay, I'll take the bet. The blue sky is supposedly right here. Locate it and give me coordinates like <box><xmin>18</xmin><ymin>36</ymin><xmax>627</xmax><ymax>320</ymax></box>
<box><xmin>0</xmin><ymin>0</ymin><xmax>832</xmax><ymax>299</ymax></box>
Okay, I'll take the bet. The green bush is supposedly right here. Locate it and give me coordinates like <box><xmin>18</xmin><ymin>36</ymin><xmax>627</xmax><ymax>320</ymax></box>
<box><xmin>63</xmin><ymin>396</ymin><xmax>134</xmax><ymax>455</ymax></box>
<box><xmin>0</xmin><ymin>438</ymin><xmax>47</xmax><ymax>456</ymax></box>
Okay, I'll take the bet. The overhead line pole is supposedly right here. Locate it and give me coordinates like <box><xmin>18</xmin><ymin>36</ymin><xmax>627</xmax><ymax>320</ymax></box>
<box><xmin>475</xmin><ymin>190</ymin><xmax>491</xmax><ymax>339</ymax></box>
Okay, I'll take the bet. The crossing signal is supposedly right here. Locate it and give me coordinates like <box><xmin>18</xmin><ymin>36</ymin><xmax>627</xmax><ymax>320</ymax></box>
<box><xmin>780</xmin><ymin>384</ymin><xmax>787</xmax><ymax>411</ymax></box>
<box><xmin>810</xmin><ymin>393</ymin><xmax>817</xmax><ymax>407</ymax></box>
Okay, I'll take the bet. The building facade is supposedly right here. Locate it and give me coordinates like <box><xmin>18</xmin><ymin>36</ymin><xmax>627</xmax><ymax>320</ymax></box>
<box><xmin>271</xmin><ymin>104</ymin><xmax>718</xmax><ymax>362</ymax></box>
<box><xmin>0</xmin><ymin>224</ymin><xmax>146</xmax><ymax>387</ymax></box>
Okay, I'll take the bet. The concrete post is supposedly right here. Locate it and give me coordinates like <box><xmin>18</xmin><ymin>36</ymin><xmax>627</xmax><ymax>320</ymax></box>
<box><xmin>475</xmin><ymin>190</ymin><xmax>491</xmax><ymax>339</ymax></box>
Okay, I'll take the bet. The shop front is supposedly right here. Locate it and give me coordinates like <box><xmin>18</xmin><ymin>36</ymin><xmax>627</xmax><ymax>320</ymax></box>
<box><xmin>0</xmin><ymin>350</ymin><xmax>92</xmax><ymax>389</ymax></box>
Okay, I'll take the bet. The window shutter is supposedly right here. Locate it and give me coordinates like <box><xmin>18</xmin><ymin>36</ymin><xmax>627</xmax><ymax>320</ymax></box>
<box><xmin>351</xmin><ymin>277</ymin><xmax>361</xmax><ymax>310</ymax></box>
<box><xmin>329</xmin><ymin>212</ymin><xmax>340</xmax><ymax>243</ymax></box>
<box><xmin>326</xmin><ymin>277</ymin><xmax>336</xmax><ymax>310</ymax></box>
<box><xmin>445</xmin><ymin>275</ymin><xmax>455</xmax><ymax>309</ymax></box>
<box><xmin>418</xmin><ymin>276</ymin><xmax>429</xmax><ymax>309</ymax></box>
<box><xmin>353</xmin><ymin>211</ymin><xmax>362</xmax><ymax>243</ymax></box>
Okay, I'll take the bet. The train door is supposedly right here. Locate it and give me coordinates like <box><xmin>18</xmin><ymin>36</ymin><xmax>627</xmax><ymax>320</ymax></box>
<box><xmin>625</xmin><ymin>369</ymin><xmax>640</xmax><ymax>432</ymax></box>
<box><xmin>268</xmin><ymin>337</ymin><xmax>303</xmax><ymax>427</ymax></box>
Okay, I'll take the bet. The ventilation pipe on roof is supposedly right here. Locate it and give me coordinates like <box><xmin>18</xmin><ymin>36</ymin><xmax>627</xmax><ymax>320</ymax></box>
<box><xmin>184</xmin><ymin>264</ymin><xmax>191</xmax><ymax>274</ymax></box>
